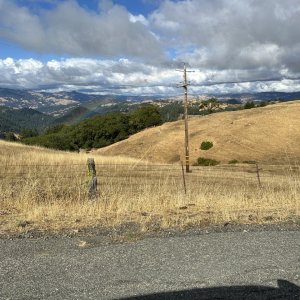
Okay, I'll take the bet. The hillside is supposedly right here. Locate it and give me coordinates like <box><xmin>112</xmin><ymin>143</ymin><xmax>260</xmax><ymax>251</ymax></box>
<box><xmin>0</xmin><ymin>107</ymin><xmax>54</xmax><ymax>133</ymax></box>
<box><xmin>52</xmin><ymin>106</ymin><xmax>92</xmax><ymax>125</ymax></box>
<box><xmin>95</xmin><ymin>101</ymin><xmax>300</xmax><ymax>164</ymax></box>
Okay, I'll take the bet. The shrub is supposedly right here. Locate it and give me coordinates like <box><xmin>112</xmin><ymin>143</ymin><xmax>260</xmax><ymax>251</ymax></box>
<box><xmin>194</xmin><ymin>157</ymin><xmax>220</xmax><ymax>166</ymax></box>
<box><xmin>200</xmin><ymin>141</ymin><xmax>213</xmax><ymax>150</ymax></box>
<box><xmin>228</xmin><ymin>159</ymin><xmax>239</xmax><ymax>164</ymax></box>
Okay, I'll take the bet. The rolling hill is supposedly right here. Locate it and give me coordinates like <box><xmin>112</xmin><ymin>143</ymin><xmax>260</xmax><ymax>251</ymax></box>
<box><xmin>95</xmin><ymin>100</ymin><xmax>300</xmax><ymax>164</ymax></box>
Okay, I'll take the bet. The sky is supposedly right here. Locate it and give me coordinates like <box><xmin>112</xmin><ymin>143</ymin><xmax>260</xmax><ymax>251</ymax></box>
<box><xmin>1</xmin><ymin>0</ymin><xmax>300</xmax><ymax>95</ymax></box>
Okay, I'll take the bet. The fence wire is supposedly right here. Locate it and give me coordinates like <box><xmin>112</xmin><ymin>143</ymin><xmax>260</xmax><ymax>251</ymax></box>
<box><xmin>0</xmin><ymin>163</ymin><xmax>298</xmax><ymax>181</ymax></box>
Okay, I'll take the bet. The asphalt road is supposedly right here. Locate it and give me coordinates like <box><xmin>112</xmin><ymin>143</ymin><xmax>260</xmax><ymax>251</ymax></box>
<box><xmin>0</xmin><ymin>230</ymin><xmax>299</xmax><ymax>299</ymax></box>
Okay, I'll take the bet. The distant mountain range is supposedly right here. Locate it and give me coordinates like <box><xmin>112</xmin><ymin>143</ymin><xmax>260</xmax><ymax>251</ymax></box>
<box><xmin>0</xmin><ymin>88</ymin><xmax>162</xmax><ymax>116</ymax></box>
<box><xmin>0</xmin><ymin>87</ymin><xmax>299</xmax><ymax>136</ymax></box>
<box><xmin>1</xmin><ymin>87</ymin><xmax>300</xmax><ymax>116</ymax></box>
<box><xmin>212</xmin><ymin>91</ymin><xmax>300</xmax><ymax>103</ymax></box>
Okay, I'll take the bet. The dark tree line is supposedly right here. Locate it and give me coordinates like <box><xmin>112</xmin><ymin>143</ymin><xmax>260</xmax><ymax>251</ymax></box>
<box><xmin>22</xmin><ymin>105</ymin><xmax>162</xmax><ymax>151</ymax></box>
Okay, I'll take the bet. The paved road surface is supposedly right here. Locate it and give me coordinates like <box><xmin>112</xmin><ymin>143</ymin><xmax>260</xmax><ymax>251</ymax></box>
<box><xmin>0</xmin><ymin>230</ymin><xmax>299</xmax><ymax>299</ymax></box>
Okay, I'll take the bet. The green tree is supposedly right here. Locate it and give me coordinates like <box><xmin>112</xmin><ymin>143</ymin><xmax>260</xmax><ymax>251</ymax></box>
<box><xmin>244</xmin><ymin>101</ymin><xmax>255</xmax><ymax>109</ymax></box>
<box><xmin>20</xmin><ymin>128</ymin><xmax>39</xmax><ymax>138</ymax></box>
<box><xmin>45</xmin><ymin>124</ymin><xmax>68</xmax><ymax>135</ymax></box>
<box><xmin>22</xmin><ymin>106</ymin><xmax>163</xmax><ymax>151</ymax></box>
<box><xmin>129</xmin><ymin>105</ymin><xmax>162</xmax><ymax>132</ymax></box>
<box><xmin>159</xmin><ymin>102</ymin><xmax>183</xmax><ymax>122</ymax></box>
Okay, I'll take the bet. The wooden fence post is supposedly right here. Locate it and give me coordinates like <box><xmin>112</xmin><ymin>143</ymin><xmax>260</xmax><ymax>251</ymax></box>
<box><xmin>87</xmin><ymin>158</ymin><xmax>97</xmax><ymax>199</ymax></box>
<box><xmin>255</xmin><ymin>163</ymin><xmax>262</xmax><ymax>188</ymax></box>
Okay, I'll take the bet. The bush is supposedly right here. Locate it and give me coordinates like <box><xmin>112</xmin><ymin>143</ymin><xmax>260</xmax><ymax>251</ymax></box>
<box><xmin>228</xmin><ymin>159</ymin><xmax>239</xmax><ymax>164</ymax></box>
<box><xmin>200</xmin><ymin>141</ymin><xmax>213</xmax><ymax>150</ymax></box>
<box><xmin>194</xmin><ymin>157</ymin><xmax>220</xmax><ymax>166</ymax></box>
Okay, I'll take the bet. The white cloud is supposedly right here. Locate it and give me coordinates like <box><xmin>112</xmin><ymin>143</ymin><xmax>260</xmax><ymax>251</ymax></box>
<box><xmin>0</xmin><ymin>0</ymin><xmax>164</xmax><ymax>61</ymax></box>
<box><xmin>1</xmin><ymin>0</ymin><xmax>300</xmax><ymax>94</ymax></box>
<box><xmin>1</xmin><ymin>57</ymin><xmax>300</xmax><ymax>95</ymax></box>
<box><xmin>0</xmin><ymin>57</ymin><xmax>175</xmax><ymax>93</ymax></box>
<box><xmin>150</xmin><ymin>0</ymin><xmax>300</xmax><ymax>73</ymax></box>
<box><xmin>129</xmin><ymin>13</ymin><xmax>149</xmax><ymax>26</ymax></box>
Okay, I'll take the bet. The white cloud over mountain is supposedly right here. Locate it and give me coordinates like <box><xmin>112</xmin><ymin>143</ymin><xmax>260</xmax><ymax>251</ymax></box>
<box><xmin>2</xmin><ymin>57</ymin><xmax>300</xmax><ymax>95</ymax></box>
<box><xmin>1</xmin><ymin>0</ymin><xmax>300</xmax><ymax>94</ymax></box>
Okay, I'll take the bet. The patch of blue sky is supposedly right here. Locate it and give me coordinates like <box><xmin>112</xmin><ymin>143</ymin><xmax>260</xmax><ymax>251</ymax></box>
<box><xmin>0</xmin><ymin>39</ymin><xmax>68</xmax><ymax>61</ymax></box>
<box><xmin>14</xmin><ymin>0</ymin><xmax>159</xmax><ymax>16</ymax></box>
<box><xmin>166</xmin><ymin>47</ymin><xmax>179</xmax><ymax>60</ymax></box>
<box><xmin>112</xmin><ymin>0</ymin><xmax>159</xmax><ymax>15</ymax></box>
<box><xmin>75</xmin><ymin>0</ymin><xmax>160</xmax><ymax>15</ymax></box>
<box><xmin>15</xmin><ymin>0</ymin><xmax>59</xmax><ymax>13</ymax></box>
<box><xmin>166</xmin><ymin>45</ymin><xmax>198</xmax><ymax>59</ymax></box>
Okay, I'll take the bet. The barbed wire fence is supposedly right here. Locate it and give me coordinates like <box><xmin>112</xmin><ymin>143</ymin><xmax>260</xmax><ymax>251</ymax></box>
<box><xmin>0</xmin><ymin>159</ymin><xmax>299</xmax><ymax>200</ymax></box>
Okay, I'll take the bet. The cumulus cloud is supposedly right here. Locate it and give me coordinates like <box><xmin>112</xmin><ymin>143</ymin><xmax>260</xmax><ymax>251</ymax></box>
<box><xmin>150</xmin><ymin>0</ymin><xmax>300</xmax><ymax>73</ymax></box>
<box><xmin>1</xmin><ymin>57</ymin><xmax>300</xmax><ymax>95</ymax></box>
<box><xmin>1</xmin><ymin>0</ymin><xmax>300</xmax><ymax>94</ymax></box>
<box><xmin>0</xmin><ymin>57</ymin><xmax>177</xmax><ymax>94</ymax></box>
<box><xmin>0</xmin><ymin>0</ymin><xmax>164</xmax><ymax>61</ymax></box>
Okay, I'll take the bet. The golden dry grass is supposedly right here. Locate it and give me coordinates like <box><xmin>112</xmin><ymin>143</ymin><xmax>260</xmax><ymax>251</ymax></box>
<box><xmin>0</xmin><ymin>140</ymin><xmax>299</xmax><ymax>235</ymax></box>
<box><xmin>95</xmin><ymin>100</ymin><xmax>300</xmax><ymax>164</ymax></box>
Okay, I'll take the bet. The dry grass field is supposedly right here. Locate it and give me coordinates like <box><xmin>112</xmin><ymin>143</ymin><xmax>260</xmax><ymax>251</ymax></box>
<box><xmin>96</xmin><ymin>101</ymin><xmax>300</xmax><ymax>165</ymax></box>
<box><xmin>0</xmin><ymin>137</ymin><xmax>299</xmax><ymax>235</ymax></box>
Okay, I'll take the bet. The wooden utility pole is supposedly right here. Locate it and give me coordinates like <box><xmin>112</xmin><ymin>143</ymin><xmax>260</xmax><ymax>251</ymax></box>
<box><xmin>178</xmin><ymin>63</ymin><xmax>193</xmax><ymax>173</ymax></box>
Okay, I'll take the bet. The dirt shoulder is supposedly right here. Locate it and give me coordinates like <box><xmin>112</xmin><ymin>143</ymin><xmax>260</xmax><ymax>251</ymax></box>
<box><xmin>1</xmin><ymin>220</ymin><xmax>299</xmax><ymax>243</ymax></box>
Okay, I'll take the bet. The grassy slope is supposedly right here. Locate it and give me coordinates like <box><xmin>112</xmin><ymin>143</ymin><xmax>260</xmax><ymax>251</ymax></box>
<box><xmin>0</xmin><ymin>106</ymin><xmax>299</xmax><ymax>234</ymax></box>
<box><xmin>95</xmin><ymin>101</ymin><xmax>300</xmax><ymax>164</ymax></box>
<box><xmin>0</xmin><ymin>139</ymin><xmax>299</xmax><ymax>235</ymax></box>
